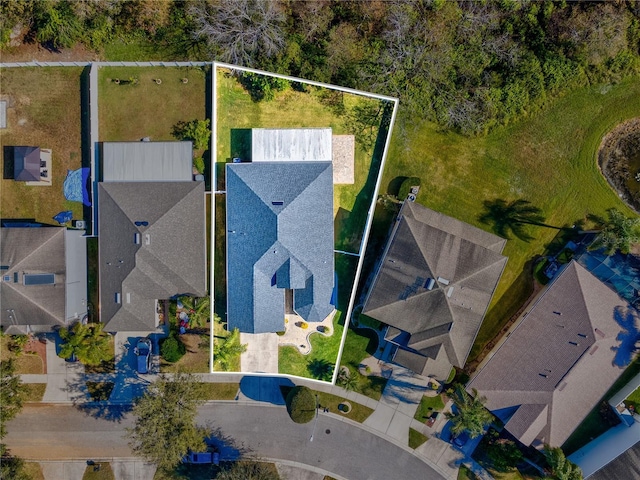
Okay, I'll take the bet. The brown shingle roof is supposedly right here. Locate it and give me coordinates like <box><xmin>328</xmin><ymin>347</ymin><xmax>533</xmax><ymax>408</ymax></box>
<box><xmin>468</xmin><ymin>261</ymin><xmax>632</xmax><ymax>447</ymax></box>
<box><xmin>362</xmin><ymin>202</ymin><xmax>507</xmax><ymax>379</ymax></box>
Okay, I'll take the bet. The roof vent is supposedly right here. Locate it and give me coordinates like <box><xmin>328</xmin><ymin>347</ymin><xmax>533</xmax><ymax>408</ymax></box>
<box><xmin>134</xmin><ymin>233</ymin><xmax>141</xmax><ymax>244</ymax></box>
<box><xmin>425</xmin><ymin>278</ymin><xmax>435</xmax><ymax>290</ymax></box>
<box><xmin>2</xmin><ymin>275</ymin><xmax>10</xmax><ymax>282</ymax></box>
<box><xmin>539</xmin><ymin>373</ymin><xmax>548</xmax><ymax>378</ymax></box>
<box><xmin>437</xmin><ymin>277</ymin><xmax>450</xmax><ymax>285</ymax></box>
<box><xmin>126</xmin><ymin>293</ymin><xmax>131</xmax><ymax>304</ymax></box>
<box><xmin>272</xmin><ymin>201</ymin><xmax>284</xmax><ymax>206</ymax></box>
<box><xmin>577</xmin><ymin>333</ymin><xmax>587</xmax><ymax>338</ymax></box>
<box><xmin>115</xmin><ymin>293</ymin><xmax>121</xmax><ymax>304</ymax></box>
<box><xmin>134</xmin><ymin>221</ymin><xmax>149</xmax><ymax>227</ymax></box>
<box><xmin>595</xmin><ymin>328</ymin><xmax>605</xmax><ymax>338</ymax></box>
<box><xmin>589</xmin><ymin>345</ymin><xmax>599</xmax><ymax>355</ymax></box>
<box><xmin>568</xmin><ymin>341</ymin><xmax>578</xmax><ymax>346</ymax></box>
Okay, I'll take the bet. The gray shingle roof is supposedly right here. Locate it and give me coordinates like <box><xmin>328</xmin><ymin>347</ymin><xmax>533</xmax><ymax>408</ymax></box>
<box><xmin>101</xmin><ymin>142</ymin><xmax>193</xmax><ymax>182</ymax></box>
<box><xmin>13</xmin><ymin>146</ymin><xmax>41</xmax><ymax>182</ymax></box>
<box><xmin>1</xmin><ymin>227</ymin><xmax>67</xmax><ymax>331</ymax></box>
<box><xmin>226</xmin><ymin>162</ymin><xmax>334</xmax><ymax>333</ymax></box>
<box><xmin>468</xmin><ymin>261</ymin><xmax>632</xmax><ymax>447</ymax></box>
<box><xmin>362</xmin><ymin>201</ymin><xmax>507</xmax><ymax>379</ymax></box>
<box><xmin>98</xmin><ymin>181</ymin><xmax>207</xmax><ymax>332</ymax></box>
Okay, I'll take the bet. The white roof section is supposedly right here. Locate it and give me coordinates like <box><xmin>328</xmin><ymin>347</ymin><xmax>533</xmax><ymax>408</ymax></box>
<box><xmin>252</xmin><ymin>128</ymin><xmax>332</xmax><ymax>162</ymax></box>
<box><xmin>102</xmin><ymin>141</ymin><xmax>193</xmax><ymax>182</ymax></box>
<box><xmin>0</xmin><ymin>100</ymin><xmax>6</xmax><ymax>129</ymax></box>
<box><xmin>65</xmin><ymin>229</ymin><xmax>88</xmax><ymax>321</ymax></box>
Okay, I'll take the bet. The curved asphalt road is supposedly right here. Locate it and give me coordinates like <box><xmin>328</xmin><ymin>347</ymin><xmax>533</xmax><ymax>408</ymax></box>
<box><xmin>6</xmin><ymin>404</ymin><xmax>446</xmax><ymax>480</ymax></box>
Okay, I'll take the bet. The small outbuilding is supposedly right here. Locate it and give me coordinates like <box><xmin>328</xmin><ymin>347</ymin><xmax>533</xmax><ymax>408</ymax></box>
<box><xmin>13</xmin><ymin>146</ymin><xmax>41</xmax><ymax>182</ymax></box>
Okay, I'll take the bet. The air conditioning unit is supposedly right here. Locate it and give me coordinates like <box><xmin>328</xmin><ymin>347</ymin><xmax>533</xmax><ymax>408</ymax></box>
<box><xmin>73</xmin><ymin>220</ymin><xmax>86</xmax><ymax>229</ymax></box>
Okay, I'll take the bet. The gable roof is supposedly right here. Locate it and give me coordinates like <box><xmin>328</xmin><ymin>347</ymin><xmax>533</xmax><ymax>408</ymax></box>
<box><xmin>362</xmin><ymin>201</ymin><xmax>507</xmax><ymax>378</ymax></box>
<box><xmin>13</xmin><ymin>146</ymin><xmax>41</xmax><ymax>181</ymax></box>
<box><xmin>101</xmin><ymin>142</ymin><xmax>193</xmax><ymax>182</ymax></box>
<box><xmin>98</xmin><ymin>181</ymin><xmax>206</xmax><ymax>332</ymax></box>
<box><xmin>0</xmin><ymin>227</ymin><xmax>66</xmax><ymax>331</ymax></box>
<box><xmin>226</xmin><ymin>162</ymin><xmax>334</xmax><ymax>333</ymax></box>
<box><xmin>468</xmin><ymin>261</ymin><xmax>632</xmax><ymax>447</ymax></box>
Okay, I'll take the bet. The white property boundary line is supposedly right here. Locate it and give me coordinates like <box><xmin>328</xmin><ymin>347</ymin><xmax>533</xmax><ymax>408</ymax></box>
<box><xmin>210</xmin><ymin>63</ymin><xmax>399</xmax><ymax>384</ymax></box>
<box><xmin>0</xmin><ymin>61</ymin><xmax>399</xmax><ymax>386</ymax></box>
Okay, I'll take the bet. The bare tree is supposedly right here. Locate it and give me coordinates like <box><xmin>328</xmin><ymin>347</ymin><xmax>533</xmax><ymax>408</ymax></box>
<box><xmin>189</xmin><ymin>0</ymin><xmax>286</xmax><ymax>66</ymax></box>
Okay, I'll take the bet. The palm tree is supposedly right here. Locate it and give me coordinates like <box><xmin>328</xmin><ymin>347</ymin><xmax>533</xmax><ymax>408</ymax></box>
<box><xmin>58</xmin><ymin>322</ymin><xmax>112</xmax><ymax>366</ymax></box>
<box><xmin>479</xmin><ymin>199</ymin><xmax>562</xmax><ymax>242</ymax></box>
<box><xmin>446</xmin><ymin>384</ymin><xmax>494</xmax><ymax>439</ymax></box>
<box><xmin>337</xmin><ymin>366</ymin><xmax>358</xmax><ymax>391</ymax></box>
<box><xmin>588</xmin><ymin>208</ymin><xmax>640</xmax><ymax>255</ymax></box>
<box><xmin>213</xmin><ymin>328</ymin><xmax>247</xmax><ymax>370</ymax></box>
<box><xmin>543</xmin><ymin>445</ymin><xmax>583</xmax><ymax>480</ymax></box>
<box><xmin>178</xmin><ymin>296</ymin><xmax>211</xmax><ymax>328</ymax></box>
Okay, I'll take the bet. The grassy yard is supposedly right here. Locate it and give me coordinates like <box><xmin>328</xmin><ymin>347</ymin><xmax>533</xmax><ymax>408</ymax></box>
<box><xmin>198</xmin><ymin>382</ymin><xmax>239</xmax><ymax>400</ymax></box>
<box><xmin>86</xmin><ymin>381</ymin><xmax>114</xmax><ymax>401</ymax></box>
<box><xmin>625</xmin><ymin>386</ymin><xmax>640</xmax><ymax>411</ymax></box>
<box><xmin>23</xmin><ymin>383</ymin><xmax>46</xmax><ymax>402</ymax></box>
<box><xmin>409</xmin><ymin>428</ymin><xmax>429</xmax><ymax>449</ymax></box>
<box><xmin>212</xmin><ymin>316</ymin><xmax>240</xmax><ymax>372</ymax></box>
<box><xmin>313</xmin><ymin>390</ymin><xmax>374</xmax><ymax>423</ymax></box>
<box><xmin>162</xmin><ymin>331</ymin><xmax>211</xmax><ymax>373</ymax></box>
<box><xmin>24</xmin><ymin>462</ymin><xmax>45</xmax><ymax>480</ymax></box>
<box><xmin>414</xmin><ymin>394</ymin><xmax>446</xmax><ymax>422</ymax></box>
<box><xmin>98</xmin><ymin>66</ymin><xmax>207</xmax><ymax>142</ymax></box>
<box><xmin>0</xmin><ymin>336</ymin><xmax>44</xmax><ymax>374</ymax></box>
<box><xmin>0</xmin><ymin>67</ymin><xmax>85</xmax><ymax>225</ymax></box>
<box><xmin>382</xmin><ymin>77</ymin><xmax>640</xmax><ymax>362</ymax></box>
<box><xmin>82</xmin><ymin>462</ymin><xmax>114</xmax><ymax>480</ymax></box>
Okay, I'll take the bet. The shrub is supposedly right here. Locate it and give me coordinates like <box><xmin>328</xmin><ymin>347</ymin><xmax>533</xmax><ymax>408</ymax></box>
<box><xmin>193</xmin><ymin>156</ymin><xmax>205</xmax><ymax>174</ymax></box>
<box><xmin>160</xmin><ymin>334</ymin><xmax>185</xmax><ymax>363</ymax></box>
<box><xmin>238</xmin><ymin>72</ymin><xmax>289</xmax><ymax>102</ymax></box>
<box><xmin>398</xmin><ymin>177</ymin><xmax>421</xmax><ymax>199</ymax></box>
<box><xmin>172</xmin><ymin>119</ymin><xmax>211</xmax><ymax>150</ymax></box>
<box><xmin>276</xmin><ymin>331</ymin><xmax>286</xmax><ymax>336</ymax></box>
<box><xmin>285</xmin><ymin>386</ymin><xmax>316</xmax><ymax>424</ymax></box>
<box><xmin>300</xmin><ymin>321</ymin><xmax>308</xmax><ymax>329</ymax></box>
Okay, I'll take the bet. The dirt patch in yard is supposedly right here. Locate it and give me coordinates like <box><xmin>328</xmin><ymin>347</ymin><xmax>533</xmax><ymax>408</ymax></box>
<box><xmin>598</xmin><ymin>117</ymin><xmax>640</xmax><ymax>214</ymax></box>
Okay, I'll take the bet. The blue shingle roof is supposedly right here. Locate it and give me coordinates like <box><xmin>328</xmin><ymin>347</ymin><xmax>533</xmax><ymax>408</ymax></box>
<box><xmin>226</xmin><ymin>162</ymin><xmax>335</xmax><ymax>333</ymax></box>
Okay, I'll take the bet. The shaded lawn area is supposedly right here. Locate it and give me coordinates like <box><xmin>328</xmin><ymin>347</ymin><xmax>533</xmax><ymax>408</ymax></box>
<box><xmin>414</xmin><ymin>394</ymin><xmax>445</xmax><ymax>422</ymax></box>
<box><xmin>562</xmin><ymin>356</ymin><xmax>640</xmax><ymax>454</ymax></box>
<box><xmin>409</xmin><ymin>428</ymin><xmax>428</xmax><ymax>449</ymax></box>
<box><xmin>382</xmin><ymin>77</ymin><xmax>640</xmax><ymax>362</ymax></box>
<box><xmin>313</xmin><ymin>390</ymin><xmax>374</xmax><ymax>423</ymax></box>
<box><xmin>86</xmin><ymin>381</ymin><xmax>114</xmax><ymax>401</ymax></box>
<box><xmin>0</xmin><ymin>67</ymin><xmax>84</xmax><ymax>224</ymax></box>
<box><xmin>625</xmin><ymin>386</ymin><xmax>640</xmax><ymax>411</ymax></box>
<box><xmin>162</xmin><ymin>331</ymin><xmax>210</xmax><ymax>373</ymax></box>
<box><xmin>98</xmin><ymin>66</ymin><xmax>207</xmax><ymax>142</ymax></box>
<box><xmin>340</xmin><ymin>327</ymin><xmax>388</xmax><ymax>400</ymax></box>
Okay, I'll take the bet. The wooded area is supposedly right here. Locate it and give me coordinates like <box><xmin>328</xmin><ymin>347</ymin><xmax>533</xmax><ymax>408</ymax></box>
<box><xmin>2</xmin><ymin>0</ymin><xmax>640</xmax><ymax>134</ymax></box>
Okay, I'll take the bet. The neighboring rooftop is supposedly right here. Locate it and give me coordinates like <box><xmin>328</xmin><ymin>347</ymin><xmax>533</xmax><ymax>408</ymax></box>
<box><xmin>226</xmin><ymin>161</ymin><xmax>334</xmax><ymax>334</ymax></box>
<box><xmin>588</xmin><ymin>441</ymin><xmax>640</xmax><ymax>480</ymax></box>
<box><xmin>251</xmin><ymin>128</ymin><xmax>332</xmax><ymax>163</ymax></box>
<box><xmin>468</xmin><ymin>261</ymin><xmax>634</xmax><ymax>448</ymax></box>
<box><xmin>0</xmin><ymin>226</ymin><xmax>88</xmax><ymax>334</ymax></box>
<box><xmin>101</xmin><ymin>141</ymin><xmax>193</xmax><ymax>182</ymax></box>
<box><xmin>98</xmin><ymin>181</ymin><xmax>206</xmax><ymax>332</ymax></box>
<box><xmin>362</xmin><ymin>201</ymin><xmax>507</xmax><ymax>380</ymax></box>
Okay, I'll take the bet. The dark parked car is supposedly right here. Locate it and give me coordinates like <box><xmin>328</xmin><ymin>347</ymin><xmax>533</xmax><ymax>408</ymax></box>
<box><xmin>452</xmin><ymin>431</ymin><xmax>470</xmax><ymax>447</ymax></box>
<box><xmin>134</xmin><ymin>337</ymin><xmax>152</xmax><ymax>374</ymax></box>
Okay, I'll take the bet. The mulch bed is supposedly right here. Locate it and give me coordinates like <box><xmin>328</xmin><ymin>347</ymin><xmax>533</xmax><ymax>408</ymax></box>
<box><xmin>24</xmin><ymin>335</ymin><xmax>47</xmax><ymax>374</ymax></box>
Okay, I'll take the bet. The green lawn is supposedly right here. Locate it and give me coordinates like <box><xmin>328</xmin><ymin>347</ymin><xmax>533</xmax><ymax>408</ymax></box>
<box><xmin>86</xmin><ymin>381</ymin><xmax>114</xmax><ymax>401</ymax></box>
<box><xmin>414</xmin><ymin>394</ymin><xmax>446</xmax><ymax>422</ymax></box>
<box><xmin>23</xmin><ymin>383</ymin><xmax>46</xmax><ymax>402</ymax></box>
<box><xmin>98</xmin><ymin>66</ymin><xmax>207</xmax><ymax>142</ymax></box>
<box><xmin>199</xmin><ymin>382</ymin><xmax>239</xmax><ymax>400</ymax></box>
<box><xmin>313</xmin><ymin>390</ymin><xmax>374</xmax><ymax>423</ymax></box>
<box><xmin>0</xmin><ymin>67</ymin><xmax>85</xmax><ymax>225</ymax></box>
<box><xmin>625</xmin><ymin>386</ymin><xmax>640</xmax><ymax>411</ymax></box>
<box><xmin>339</xmin><ymin>327</ymin><xmax>388</xmax><ymax>400</ymax></box>
<box><xmin>83</xmin><ymin>462</ymin><xmax>114</xmax><ymax>480</ymax></box>
<box><xmin>382</xmin><ymin>77</ymin><xmax>640</xmax><ymax>361</ymax></box>
<box><xmin>409</xmin><ymin>428</ymin><xmax>429</xmax><ymax>449</ymax></box>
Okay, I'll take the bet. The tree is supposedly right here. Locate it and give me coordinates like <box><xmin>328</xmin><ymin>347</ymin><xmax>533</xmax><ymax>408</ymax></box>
<box><xmin>588</xmin><ymin>208</ymin><xmax>640</xmax><ymax>255</ymax></box>
<box><xmin>171</xmin><ymin>119</ymin><xmax>211</xmax><ymax>151</ymax></box>
<box><xmin>446</xmin><ymin>384</ymin><xmax>494</xmax><ymax>439</ymax></box>
<box><xmin>32</xmin><ymin>0</ymin><xmax>83</xmax><ymax>49</ymax></box>
<box><xmin>178</xmin><ymin>296</ymin><xmax>211</xmax><ymax>328</ymax></box>
<box><xmin>0</xmin><ymin>444</ymin><xmax>31</xmax><ymax>480</ymax></box>
<box><xmin>478</xmin><ymin>199</ymin><xmax>560</xmax><ymax>242</ymax></box>
<box><xmin>337</xmin><ymin>367</ymin><xmax>358</xmax><ymax>391</ymax></box>
<box><xmin>214</xmin><ymin>328</ymin><xmax>247</xmax><ymax>370</ymax></box>
<box><xmin>543</xmin><ymin>445</ymin><xmax>583</xmax><ymax>480</ymax></box>
<box><xmin>0</xmin><ymin>359</ymin><xmax>26</xmax><ymax>439</ymax></box>
<box><xmin>215</xmin><ymin>460</ymin><xmax>280</xmax><ymax>480</ymax></box>
<box><xmin>285</xmin><ymin>386</ymin><xmax>316</xmax><ymax>424</ymax></box>
<box><xmin>188</xmin><ymin>0</ymin><xmax>286</xmax><ymax>66</ymax></box>
<box><xmin>58</xmin><ymin>322</ymin><xmax>112</xmax><ymax>366</ymax></box>
<box><xmin>126</xmin><ymin>372</ymin><xmax>207</xmax><ymax>472</ymax></box>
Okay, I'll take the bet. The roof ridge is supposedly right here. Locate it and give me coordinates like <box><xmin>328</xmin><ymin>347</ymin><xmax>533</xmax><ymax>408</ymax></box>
<box><xmin>2</xmin><ymin>281</ymin><xmax>63</xmax><ymax>324</ymax></box>
<box><xmin>278</xmin><ymin>163</ymin><xmax>330</xmax><ymax>217</ymax></box>
<box><xmin>452</xmin><ymin>252</ymin><xmax>508</xmax><ymax>287</ymax></box>
<box><xmin>10</xmin><ymin>228</ymin><xmax>64</xmax><ymax>272</ymax></box>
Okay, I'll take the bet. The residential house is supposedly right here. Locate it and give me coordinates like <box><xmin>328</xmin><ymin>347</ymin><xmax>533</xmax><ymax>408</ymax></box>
<box><xmin>0</xmin><ymin>225</ymin><xmax>88</xmax><ymax>334</ymax></box>
<box><xmin>98</xmin><ymin>141</ymin><xmax>206</xmax><ymax>332</ymax></box>
<box><xmin>468</xmin><ymin>261</ymin><xmax>633</xmax><ymax>448</ymax></box>
<box><xmin>226</xmin><ymin>128</ymin><xmax>335</xmax><ymax>334</ymax></box>
<box><xmin>362</xmin><ymin>201</ymin><xmax>508</xmax><ymax>380</ymax></box>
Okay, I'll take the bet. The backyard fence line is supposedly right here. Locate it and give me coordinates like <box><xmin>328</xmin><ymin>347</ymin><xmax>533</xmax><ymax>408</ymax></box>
<box><xmin>0</xmin><ymin>61</ymin><xmax>209</xmax><ymax>68</ymax></box>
